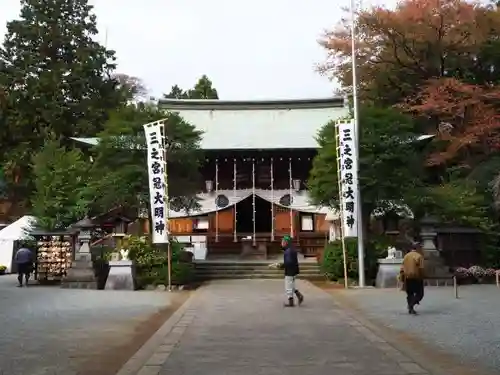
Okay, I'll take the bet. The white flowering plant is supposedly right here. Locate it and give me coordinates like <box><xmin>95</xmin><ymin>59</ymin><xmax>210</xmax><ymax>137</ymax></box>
<box><xmin>468</xmin><ymin>265</ymin><xmax>485</xmax><ymax>278</ymax></box>
<box><xmin>453</xmin><ymin>267</ymin><xmax>470</xmax><ymax>279</ymax></box>
<box><xmin>485</xmin><ymin>268</ymin><xmax>497</xmax><ymax>278</ymax></box>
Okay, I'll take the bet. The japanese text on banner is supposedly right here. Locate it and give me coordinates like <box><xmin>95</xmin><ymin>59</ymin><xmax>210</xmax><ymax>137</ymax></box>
<box><xmin>338</xmin><ymin>120</ymin><xmax>358</xmax><ymax>238</ymax></box>
<box><xmin>144</xmin><ymin>123</ymin><xmax>169</xmax><ymax>244</ymax></box>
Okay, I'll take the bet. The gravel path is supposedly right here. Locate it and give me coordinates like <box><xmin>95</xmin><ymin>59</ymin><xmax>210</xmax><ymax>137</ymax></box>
<box><xmin>339</xmin><ymin>285</ymin><xmax>500</xmax><ymax>373</ymax></box>
<box><xmin>0</xmin><ymin>275</ymin><xmax>172</xmax><ymax>375</ymax></box>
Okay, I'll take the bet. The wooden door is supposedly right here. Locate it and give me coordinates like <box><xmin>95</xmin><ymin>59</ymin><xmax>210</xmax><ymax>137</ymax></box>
<box><xmin>213</xmin><ymin>207</ymin><xmax>234</xmax><ymax>233</ymax></box>
<box><xmin>315</xmin><ymin>214</ymin><xmax>328</xmax><ymax>233</ymax></box>
<box><xmin>275</xmin><ymin>207</ymin><xmax>296</xmax><ymax>237</ymax></box>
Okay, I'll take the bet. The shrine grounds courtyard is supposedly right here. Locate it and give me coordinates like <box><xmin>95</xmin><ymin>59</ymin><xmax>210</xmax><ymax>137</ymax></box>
<box><xmin>1</xmin><ymin>276</ymin><xmax>499</xmax><ymax>375</ymax></box>
<box><xmin>0</xmin><ymin>274</ymin><xmax>188</xmax><ymax>375</ymax></box>
<box><xmin>331</xmin><ymin>284</ymin><xmax>500</xmax><ymax>374</ymax></box>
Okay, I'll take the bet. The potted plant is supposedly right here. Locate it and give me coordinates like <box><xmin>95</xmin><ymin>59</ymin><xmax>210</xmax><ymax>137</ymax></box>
<box><xmin>0</xmin><ymin>265</ymin><xmax>6</xmax><ymax>275</ymax></box>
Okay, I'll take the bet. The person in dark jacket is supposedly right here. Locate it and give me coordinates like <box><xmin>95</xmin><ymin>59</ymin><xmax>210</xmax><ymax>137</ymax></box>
<box><xmin>282</xmin><ymin>235</ymin><xmax>304</xmax><ymax>307</ymax></box>
<box><xmin>14</xmin><ymin>244</ymin><xmax>34</xmax><ymax>287</ymax></box>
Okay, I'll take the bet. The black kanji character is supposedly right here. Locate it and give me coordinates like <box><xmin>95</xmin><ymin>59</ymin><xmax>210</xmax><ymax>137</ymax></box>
<box><xmin>152</xmin><ymin>161</ymin><xmax>161</xmax><ymax>174</ymax></box>
<box><xmin>343</xmin><ymin>186</ymin><xmax>354</xmax><ymax>200</ymax></box>
<box><xmin>343</xmin><ymin>143</ymin><xmax>352</xmax><ymax>157</ymax></box>
<box><xmin>154</xmin><ymin>191</ymin><xmax>164</xmax><ymax>204</ymax></box>
<box><xmin>152</xmin><ymin>177</ymin><xmax>163</xmax><ymax>190</ymax></box>
<box><xmin>346</xmin><ymin>215</ymin><xmax>355</xmax><ymax>228</ymax></box>
<box><xmin>150</xmin><ymin>132</ymin><xmax>159</xmax><ymax>145</ymax></box>
<box><xmin>343</xmin><ymin>157</ymin><xmax>353</xmax><ymax>170</ymax></box>
<box><xmin>155</xmin><ymin>220</ymin><xmax>165</xmax><ymax>234</ymax></box>
<box><xmin>342</xmin><ymin>129</ymin><xmax>352</xmax><ymax>141</ymax></box>
<box><xmin>345</xmin><ymin>201</ymin><xmax>354</xmax><ymax>213</ymax></box>
<box><xmin>151</xmin><ymin>148</ymin><xmax>160</xmax><ymax>160</ymax></box>
<box><xmin>344</xmin><ymin>172</ymin><xmax>353</xmax><ymax>185</ymax></box>
<box><xmin>154</xmin><ymin>207</ymin><xmax>164</xmax><ymax>218</ymax></box>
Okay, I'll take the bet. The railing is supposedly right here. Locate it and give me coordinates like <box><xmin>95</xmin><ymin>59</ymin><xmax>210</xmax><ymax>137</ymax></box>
<box><xmin>397</xmin><ymin>276</ymin><xmax>459</xmax><ymax>299</ymax></box>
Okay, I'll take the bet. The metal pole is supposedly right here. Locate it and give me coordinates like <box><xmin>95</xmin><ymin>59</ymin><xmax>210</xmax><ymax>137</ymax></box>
<box><xmin>270</xmin><ymin>157</ymin><xmax>275</xmax><ymax>241</ymax></box>
<box><xmin>288</xmin><ymin>158</ymin><xmax>293</xmax><ymax>237</ymax></box>
<box><xmin>161</xmin><ymin>123</ymin><xmax>172</xmax><ymax>292</ymax></box>
<box><xmin>252</xmin><ymin>159</ymin><xmax>256</xmax><ymax>246</ymax></box>
<box><xmin>350</xmin><ymin>0</ymin><xmax>365</xmax><ymax>287</ymax></box>
<box><xmin>215</xmin><ymin>158</ymin><xmax>219</xmax><ymax>242</ymax></box>
<box><xmin>335</xmin><ymin>123</ymin><xmax>349</xmax><ymax>289</ymax></box>
<box><xmin>453</xmin><ymin>276</ymin><xmax>458</xmax><ymax>299</ymax></box>
<box><xmin>233</xmin><ymin>158</ymin><xmax>237</xmax><ymax>242</ymax></box>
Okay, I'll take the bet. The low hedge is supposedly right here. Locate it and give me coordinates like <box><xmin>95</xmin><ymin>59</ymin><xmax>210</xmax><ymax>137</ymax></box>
<box><xmin>126</xmin><ymin>236</ymin><xmax>195</xmax><ymax>288</ymax></box>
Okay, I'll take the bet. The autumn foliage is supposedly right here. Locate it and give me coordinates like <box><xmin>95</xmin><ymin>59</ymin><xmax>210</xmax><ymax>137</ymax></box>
<box><xmin>401</xmin><ymin>78</ymin><xmax>500</xmax><ymax>166</ymax></box>
<box><xmin>320</xmin><ymin>0</ymin><xmax>500</xmax><ymax>166</ymax></box>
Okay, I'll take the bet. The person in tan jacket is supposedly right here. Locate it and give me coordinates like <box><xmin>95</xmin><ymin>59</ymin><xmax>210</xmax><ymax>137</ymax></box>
<box><xmin>400</xmin><ymin>242</ymin><xmax>425</xmax><ymax>315</ymax></box>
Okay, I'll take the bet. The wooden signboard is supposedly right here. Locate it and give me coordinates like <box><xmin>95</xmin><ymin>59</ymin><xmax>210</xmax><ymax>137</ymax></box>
<box><xmin>169</xmin><ymin>218</ymin><xmax>193</xmax><ymax>234</ymax></box>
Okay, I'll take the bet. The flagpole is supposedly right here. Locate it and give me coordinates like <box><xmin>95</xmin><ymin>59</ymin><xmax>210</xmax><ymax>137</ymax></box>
<box><xmin>350</xmin><ymin>0</ymin><xmax>365</xmax><ymax>287</ymax></box>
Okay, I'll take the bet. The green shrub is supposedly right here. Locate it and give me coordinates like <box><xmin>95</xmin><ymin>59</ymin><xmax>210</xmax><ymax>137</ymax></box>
<box><xmin>126</xmin><ymin>235</ymin><xmax>194</xmax><ymax>287</ymax></box>
<box><xmin>320</xmin><ymin>238</ymin><xmax>358</xmax><ymax>281</ymax></box>
<box><xmin>320</xmin><ymin>236</ymin><xmax>392</xmax><ymax>281</ymax></box>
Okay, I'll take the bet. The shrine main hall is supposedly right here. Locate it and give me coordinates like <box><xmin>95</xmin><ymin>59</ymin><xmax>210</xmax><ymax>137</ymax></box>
<box><xmin>74</xmin><ymin>97</ymin><xmax>349</xmax><ymax>259</ymax></box>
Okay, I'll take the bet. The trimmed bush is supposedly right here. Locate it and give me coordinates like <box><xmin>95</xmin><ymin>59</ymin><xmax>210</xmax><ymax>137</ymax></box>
<box><xmin>127</xmin><ymin>236</ymin><xmax>195</xmax><ymax>287</ymax></box>
<box><xmin>320</xmin><ymin>236</ymin><xmax>391</xmax><ymax>282</ymax></box>
<box><xmin>320</xmin><ymin>239</ymin><xmax>358</xmax><ymax>281</ymax></box>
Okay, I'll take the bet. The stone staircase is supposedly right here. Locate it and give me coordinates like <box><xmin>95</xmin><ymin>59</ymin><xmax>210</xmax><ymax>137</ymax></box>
<box><xmin>194</xmin><ymin>260</ymin><xmax>324</xmax><ymax>281</ymax></box>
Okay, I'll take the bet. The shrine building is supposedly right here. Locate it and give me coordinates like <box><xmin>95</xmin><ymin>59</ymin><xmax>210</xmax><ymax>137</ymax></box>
<box><xmin>157</xmin><ymin>97</ymin><xmax>348</xmax><ymax>258</ymax></box>
<box><xmin>74</xmin><ymin>97</ymin><xmax>349</xmax><ymax>259</ymax></box>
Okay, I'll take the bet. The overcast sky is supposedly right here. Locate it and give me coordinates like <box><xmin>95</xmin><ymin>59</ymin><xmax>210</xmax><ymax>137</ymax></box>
<box><xmin>1</xmin><ymin>0</ymin><xmax>391</xmax><ymax>100</ymax></box>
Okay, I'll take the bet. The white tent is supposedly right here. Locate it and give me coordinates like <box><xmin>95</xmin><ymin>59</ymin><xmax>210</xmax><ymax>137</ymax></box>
<box><xmin>0</xmin><ymin>215</ymin><xmax>36</xmax><ymax>273</ymax></box>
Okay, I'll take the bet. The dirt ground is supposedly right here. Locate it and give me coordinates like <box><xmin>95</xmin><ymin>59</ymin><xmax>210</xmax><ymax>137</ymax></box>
<box><xmin>74</xmin><ymin>291</ymin><xmax>190</xmax><ymax>375</ymax></box>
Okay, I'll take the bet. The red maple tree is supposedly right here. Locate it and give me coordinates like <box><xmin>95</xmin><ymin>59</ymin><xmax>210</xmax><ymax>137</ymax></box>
<box><xmin>319</xmin><ymin>0</ymin><xmax>500</xmax><ymax>105</ymax></box>
<box><xmin>402</xmin><ymin>78</ymin><xmax>500</xmax><ymax>166</ymax></box>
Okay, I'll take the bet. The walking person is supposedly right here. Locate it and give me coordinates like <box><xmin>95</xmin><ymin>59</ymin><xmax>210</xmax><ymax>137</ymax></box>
<box><xmin>282</xmin><ymin>235</ymin><xmax>304</xmax><ymax>307</ymax></box>
<box><xmin>14</xmin><ymin>243</ymin><xmax>34</xmax><ymax>287</ymax></box>
<box><xmin>400</xmin><ymin>242</ymin><xmax>425</xmax><ymax>314</ymax></box>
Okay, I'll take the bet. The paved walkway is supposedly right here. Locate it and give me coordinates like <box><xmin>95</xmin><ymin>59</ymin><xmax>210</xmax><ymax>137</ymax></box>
<box><xmin>130</xmin><ymin>280</ymin><xmax>439</xmax><ymax>375</ymax></box>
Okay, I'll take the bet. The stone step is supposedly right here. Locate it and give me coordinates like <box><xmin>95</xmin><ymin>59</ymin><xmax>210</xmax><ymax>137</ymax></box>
<box><xmin>196</xmin><ymin>269</ymin><xmax>321</xmax><ymax>276</ymax></box>
<box><xmin>195</xmin><ymin>274</ymin><xmax>325</xmax><ymax>281</ymax></box>
<box><xmin>194</xmin><ymin>262</ymin><xmax>320</xmax><ymax>268</ymax></box>
<box><xmin>195</xmin><ymin>266</ymin><xmax>320</xmax><ymax>272</ymax></box>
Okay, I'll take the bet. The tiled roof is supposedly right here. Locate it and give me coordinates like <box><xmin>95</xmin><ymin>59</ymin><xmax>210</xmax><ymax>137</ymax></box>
<box><xmin>159</xmin><ymin>98</ymin><xmax>348</xmax><ymax>150</ymax></box>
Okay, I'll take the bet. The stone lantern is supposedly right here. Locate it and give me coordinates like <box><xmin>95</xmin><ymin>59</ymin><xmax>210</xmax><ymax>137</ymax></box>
<box><xmin>61</xmin><ymin>216</ymin><xmax>97</xmax><ymax>289</ymax></box>
<box><xmin>420</xmin><ymin>215</ymin><xmax>439</xmax><ymax>256</ymax></box>
<box><xmin>419</xmin><ymin>215</ymin><xmax>450</xmax><ymax>280</ymax></box>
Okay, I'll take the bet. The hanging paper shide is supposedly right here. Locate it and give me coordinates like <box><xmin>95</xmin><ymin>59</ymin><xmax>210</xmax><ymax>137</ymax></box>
<box><xmin>338</xmin><ymin>120</ymin><xmax>358</xmax><ymax>238</ymax></box>
<box><xmin>144</xmin><ymin>123</ymin><xmax>169</xmax><ymax>244</ymax></box>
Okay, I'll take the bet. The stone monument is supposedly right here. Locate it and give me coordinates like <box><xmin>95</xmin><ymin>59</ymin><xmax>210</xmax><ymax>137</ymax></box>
<box><xmin>61</xmin><ymin>217</ymin><xmax>97</xmax><ymax>289</ymax></box>
<box><xmin>420</xmin><ymin>215</ymin><xmax>451</xmax><ymax>283</ymax></box>
<box><xmin>375</xmin><ymin>246</ymin><xmax>404</xmax><ymax>288</ymax></box>
<box><xmin>105</xmin><ymin>248</ymin><xmax>136</xmax><ymax>290</ymax></box>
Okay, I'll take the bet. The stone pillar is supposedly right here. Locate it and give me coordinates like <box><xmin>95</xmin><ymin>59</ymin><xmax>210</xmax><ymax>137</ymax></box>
<box><xmin>420</xmin><ymin>216</ymin><xmax>450</xmax><ymax>279</ymax></box>
<box><xmin>61</xmin><ymin>218</ymin><xmax>97</xmax><ymax>289</ymax></box>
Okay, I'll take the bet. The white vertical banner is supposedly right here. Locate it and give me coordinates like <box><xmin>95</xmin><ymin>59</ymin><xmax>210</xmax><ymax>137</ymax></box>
<box><xmin>144</xmin><ymin>123</ymin><xmax>169</xmax><ymax>244</ymax></box>
<box><xmin>338</xmin><ymin>119</ymin><xmax>358</xmax><ymax>238</ymax></box>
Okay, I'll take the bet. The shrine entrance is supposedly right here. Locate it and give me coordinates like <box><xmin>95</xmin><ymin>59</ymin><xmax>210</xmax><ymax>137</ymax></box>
<box><xmin>236</xmin><ymin>195</ymin><xmax>272</xmax><ymax>234</ymax></box>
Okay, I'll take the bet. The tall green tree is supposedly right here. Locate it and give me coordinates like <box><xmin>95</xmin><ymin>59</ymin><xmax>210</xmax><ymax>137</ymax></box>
<box><xmin>163</xmin><ymin>75</ymin><xmax>219</xmax><ymax>99</ymax></box>
<box><xmin>0</xmin><ymin>0</ymin><xmax>122</xmax><ymax>207</ymax></box>
<box><xmin>308</xmin><ymin>106</ymin><xmax>424</xmax><ymax>234</ymax></box>
<box><xmin>31</xmin><ymin>138</ymin><xmax>91</xmax><ymax>230</ymax></box>
<box><xmin>186</xmin><ymin>75</ymin><xmax>219</xmax><ymax>99</ymax></box>
<box><xmin>87</xmin><ymin>102</ymin><xmax>204</xmax><ymax>216</ymax></box>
